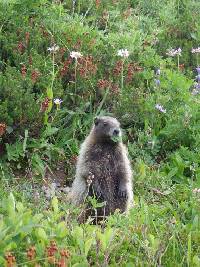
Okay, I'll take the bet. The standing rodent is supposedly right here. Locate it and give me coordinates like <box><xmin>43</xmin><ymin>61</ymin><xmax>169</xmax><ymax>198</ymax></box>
<box><xmin>69</xmin><ymin>116</ymin><xmax>133</xmax><ymax>222</ymax></box>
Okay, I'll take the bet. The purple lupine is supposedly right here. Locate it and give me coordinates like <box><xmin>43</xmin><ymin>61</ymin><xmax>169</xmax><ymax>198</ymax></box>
<box><xmin>196</xmin><ymin>75</ymin><xmax>200</xmax><ymax>82</ymax></box>
<box><xmin>155</xmin><ymin>79</ymin><xmax>160</xmax><ymax>86</ymax></box>
<box><xmin>196</xmin><ymin>67</ymin><xmax>200</xmax><ymax>74</ymax></box>
<box><xmin>155</xmin><ymin>104</ymin><xmax>166</xmax><ymax>113</ymax></box>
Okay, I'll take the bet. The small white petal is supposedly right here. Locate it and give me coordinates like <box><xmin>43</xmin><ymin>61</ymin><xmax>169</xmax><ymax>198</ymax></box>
<box><xmin>117</xmin><ymin>49</ymin><xmax>129</xmax><ymax>58</ymax></box>
<box><xmin>70</xmin><ymin>51</ymin><xmax>82</xmax><ymax>59</ymax></box>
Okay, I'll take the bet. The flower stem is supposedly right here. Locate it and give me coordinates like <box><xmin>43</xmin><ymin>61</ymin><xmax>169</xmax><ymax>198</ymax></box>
<box><xmin>121</xmin><ymin>60</ymin><xmax>124</xmax><ymax>92</ymax></box>
<box><xmin>177</xmin><ymin>55</ymin><xmax>179</xmax><ymax>71</ymax></box>
<box><xmin>75</xmin><ymin>59</ymin><xmax>77</xmax><ymax>95</ymax></box>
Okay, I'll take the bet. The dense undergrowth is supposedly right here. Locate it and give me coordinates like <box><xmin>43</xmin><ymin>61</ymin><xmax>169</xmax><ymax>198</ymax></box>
<box><xmin>0</xmin><ymin>0</ymin><xmax>200</xmax><ymax>266</ymax></box>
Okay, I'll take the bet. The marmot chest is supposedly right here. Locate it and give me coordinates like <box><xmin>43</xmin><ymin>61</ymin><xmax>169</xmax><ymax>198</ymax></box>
<box><xmin>87</xmin><ymin>143</ymin><xmax>122</xmax><ymax>177</ymax></box>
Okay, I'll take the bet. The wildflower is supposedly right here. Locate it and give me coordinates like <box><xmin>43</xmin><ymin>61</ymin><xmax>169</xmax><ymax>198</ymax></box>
<box><xmin>25</xmin><ymin>31</ymin><xmax>30</xmax><ymax>45</ymax></box>
<box><xmin>196</xmin><ymin>74</ymin><xmax>200</xmax><ymax>82</ymax></box>
<box><xmin>191</xmin><ymin>83</ymin><xmax>200</xmax><ymax>95</ymax></box>
<box><xmin>155</xmin><ymin>104</ymin><xmax>166</xmax><ymax>113</ymax></box>
<box><xmin>196</xmin><ymin>67</ymin><xmax>200</xmax><ymax>74</ymax></box>
<box><xmin>40</xmin><ymin>97</ymin><xmax>50</xmax><ymax>112</ymax></box>
<box><xmin>195</xmin><ymin>83</ymin><xmax>200</xmax><ymax>89</ymax></box>
<box><xmin>179</xmin><ymin>63</ymin><xmax>185</xmax><ymax>70</ymax></box>
<box><xmin>27</xmin><ymin>246</ymin><xmax>36</xmax><ymax>260</ymax></box>
<box><xmin>31</xmin><ymin>70</ymin><xmax>40</xmax><ymax>83</ymax></box>
<box><xmin>193</xmin><ymin>188</ymin><xmax>200</xmax><ymax>193</ymax></box>
<box><xmin>60</xmin><ymin>249</ymin><xmax>70</xmax><ymax>258</ymax></box>
<box><xmin>5</xmin><ymin>252</ymin><xmax>16</xmax><ymax>267</ymax></box>
<box><xmin>17</xmin><ymin>42</ymin><xmax>25</xmax><ymax>54</ymax></box>
<box><xmin>60</xmin><ymin>58</ymin><xmax>72</xmax><ymax>77</ymax></box>
<box><xmin>191</xmin><ymin>47</ymin><xmax>200</xmax><ymax>54</ymax></box>
<box><xmin>155</xmin><ymin>68</ymin><xmax>161</xmax><ymax>75</ymax></box>
<box><xmin>46</xmin><ymin>240</ymin><xmax>58</xmax><ymax>264</ymax></box>
<box><xmin>97</xmin><ymin>79</ymin><xmax>111</xmax><ymax>90</ymax></box>
<box><xmin>110</xmin><ymin>83</ymin><xmax>120</xmax><ymax>95</ymax></box>
<box><xmin>96</xmin><ymin>0</ymin><xmax>101</xmax><ymax>8</ymax></box>
<box><xmin>0</xmin><ymin>123</ymin><xmax>6</xmax><ymax>136</ymax></box>
<box><xmin>47</xmin><ymin>44</ymin><xmax>59</xmax><ymax>53</ymax></box>
<box><xmin>113</xmin><ymin>60</ymin><xmax>123</xmax><ymax>76</ymax></box>
<box><xmin>166</xmin><ymin>48</ymin><xmax>182</xmax><ymax>57</ymax></box>
<box><xmin>117</xmin><ymin>49</ymin><xmax>129</xmax><ymax>58</ymax></box>
<box><xmin>29</xmin><ymin>55</ymin><xmax>33</xmax><ymax>65</ymax></box>
<box><xmin>155</xmin><ymin>79</ymin><xmax>160</xmax><ymax>86</ymax></box>
<box><xmin>78</xmin><ymin>55</ymin><xmax>97</xmax><ymax>78</ymax></box>
<box><xmin>54</xmin><ymin>98</ymin><xmax>63</xmax><ymax>105</ymax></box>
<box><xmin>191</xmin><ymin>89</ymin><xmax>200</xmax><ymax>96</ymax></box>
<box><xmin>70</xmin><ymin>51</ymin><xmax>82</xmax><ymax>59</ymax></box>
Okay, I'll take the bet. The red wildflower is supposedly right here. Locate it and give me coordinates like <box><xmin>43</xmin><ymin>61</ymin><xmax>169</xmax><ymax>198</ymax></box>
<box><xmin>25</xmin><ymin>32</ymin><xmax>30</xmax><ymax>45</ymax></box>
<box><xmin>5</xmin><ymin>252</ymin><xmax>16</xmax><ymax>267</ymax></box>
<box><xmin>17</xmin><ymin>42</ymin><xmax>25</xmax><ymax>54</ymax></box>
<box><xmin>96</xmin><ymin>0</ymin><xmax>101</xmax><ymax>8</ymax></box>
<box><xmin>29</xmin><ymin>55</ymin><xmax>33</xmax><ymax>66</ymax></box>
<box><xmin>31</xmin><ymin>70</ymin><xmax>40</xmax><ymax>83</ymax></box>
<box><xmin>40</xmin><ymin>97</ymin><xmax>50</xmax><ymax>112</ymax></box>
<box><xmin>97</xmin><ymin>79</ymin><xmax>111</xmax><ymax>90</ymax></box>
<box><xmin>26</xmin><ymin>246</ymin><xmax>36</xmax><ymax>260</ymax></box>
<box><xmin>46</xmin><ymin>240</ymin><xmax>58</xmax><ymax>264</ymax></box>
<box><xmin>113</xmin><ymin>60</ymin><xmax>123</xmax><ymax>76</ymax></box>
<box><xmin>77</xmin><ymin>56</ymin><xmax>97</xmax><ymax>78</ymax></box>
<box><xmin>0</xmin><ymin>123</ymin><xmax>6</xmax><ymax>136</ymax></box>
<box><xmin>60</xmin><ymin>58</ymin><xmax>72</xmax><ymax>77</ymax></box>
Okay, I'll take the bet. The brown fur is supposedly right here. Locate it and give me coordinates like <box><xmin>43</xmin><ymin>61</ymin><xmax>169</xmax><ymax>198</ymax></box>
<box><xmin>69</xmin><ymin>116</ymin><xmax>133</xmax><ymax>222</ymax></box>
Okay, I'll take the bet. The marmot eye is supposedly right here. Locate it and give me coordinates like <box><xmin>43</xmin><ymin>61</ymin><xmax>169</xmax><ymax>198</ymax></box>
<box><xmin>103</xmin><ymin>122</ymin><xmax>107</xmax><ymax>126</ymax></box>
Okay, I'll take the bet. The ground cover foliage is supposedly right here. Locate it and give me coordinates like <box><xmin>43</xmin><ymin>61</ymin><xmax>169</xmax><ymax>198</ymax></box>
<box><xmin>0</xmin><ymin>0</ymin><xmax>200</xmax><ymax>266</ymax></box>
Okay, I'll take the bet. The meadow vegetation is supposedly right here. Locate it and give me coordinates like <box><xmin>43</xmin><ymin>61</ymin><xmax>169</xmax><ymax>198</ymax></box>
<box><xmin>0</xmin><ymin>0</ymin><xmax>200</xmax><ymax>266</ymax></box>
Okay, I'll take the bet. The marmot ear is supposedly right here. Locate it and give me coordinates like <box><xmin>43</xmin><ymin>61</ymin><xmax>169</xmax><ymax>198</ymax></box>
<box><xmin>94</xmin><ymin>117</ymin><xmax>100</xmax><ymax>126</ymax></box>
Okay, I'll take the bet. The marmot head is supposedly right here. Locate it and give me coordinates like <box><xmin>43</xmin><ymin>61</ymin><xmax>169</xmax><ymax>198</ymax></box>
<box><xmin>91</xmin><ymin>116</ymin><xmax>122</xmax><ymax>143</ymax></box>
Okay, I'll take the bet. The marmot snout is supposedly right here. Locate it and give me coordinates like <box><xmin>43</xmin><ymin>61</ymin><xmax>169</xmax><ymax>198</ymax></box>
<box><xmin>69</xmin><ymin>116</ymin><xmax>133</xmax><ymax>222</ymax></box>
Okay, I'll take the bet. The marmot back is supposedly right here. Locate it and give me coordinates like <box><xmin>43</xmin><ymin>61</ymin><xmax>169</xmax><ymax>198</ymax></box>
<box><xmin>70</xmin><ymin>116</ymin><xmax>133</xmax><ymax>222</ymax></box>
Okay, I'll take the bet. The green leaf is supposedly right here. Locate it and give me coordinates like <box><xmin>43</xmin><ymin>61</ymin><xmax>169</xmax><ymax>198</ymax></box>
<box><xmin>23</xmin><ymin>129</ymin><xmax>28</xmax><ymax>153</ymax></box>
<box><xmin>55</xmin><ymin>221</ymin><xmax>68</xmax><ymax>238</ymax></box>
<box><xmin>16</xmin><ymin>202</ymin><xmax>24</xmax><ymax>213</ymax></box>
<box><xmin>193</xmin><ymin>255</ymin><xmax>200</xmax><ymax>266</ymax></box>
<box><xmin>52</xmin><ymin>196</ymin><xmax>59</xmax><ymax>213</ymax></box>
<box><xmin>187</xmin><ymin>232</ymin><xmax>192</xmax><ymax>266</ymax></box>
<box><xmin>7</xmin><ymin>193</ymin><xmax>16</xmax><ymax>217</ymax></box>
<box><xmin>85</xmin><ymin>238</ymin><xmax>93</xmax><ymax>257</ymax></box>
<box><xmin>35</xmin><ymin>228</ymin><xmax>47</xmax><ymax>241</ymax></box>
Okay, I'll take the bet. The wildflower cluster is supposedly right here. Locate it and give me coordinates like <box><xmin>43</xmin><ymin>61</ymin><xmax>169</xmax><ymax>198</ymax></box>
<box><xmin>78</xmin><ymin>55</ymin><xmax>97</xmax><ymax>78</ymax></box>
<box><xmin>40</xmin><ymin>97</ymin><xmax>50</xmax><ymax>112</ymax></box>
<box><xmin>155</xmin><ymin>103</ymin><xmax>166</xmax><ymax>113</ymax></box>
<box><xmin>5</xmin><ymin>241</ymin><xmax>70</xmax><ymax>267</ymax></box>
<box><xmin>5</xmin><ymin>252</ymin><xmax>16</xmax><ymax>267</ymax></box>
<box><xmin>117</xmin><ymin>49</ymin><xmax>129</xmax><ymax>58</ymax></box>
<box><xmin>0</xmin><ymin>123</ymin><xmax>6</xmax><ymax>136</ymax></box>
<box><xmin>193</xmin><ymin>188</ymin><xmax>200</xmax><ymax>194</ymax></box>
<box><xmin>97</xmin><ymin>79</ymin><xmax>120</xmax><ymax>95</ymax></box>
<box><xmin>191</xmin><ymin>47</ymin><xmax>200</xmax><ymax>54</ymax></box>
<box><xmin>70</xmin><ymin>51</ymin><xmax>82</xmax><ymax>59</ymax></box>
<box><xmin>60</xmin><ymin>58</ymin><xmax>72</xmax><ymax>77</ymax></box>
<box><xmin>154</xmin><ymin>68</ymin><xmax>161</xmax><ymax>87</ymax></box>
<box><xmin>166</xmin><ymin>48</ymin><xmax>182</xmax><ymax>57</ymax></box>
<box><xmin>191</xmin><ymin>67</ymin><xmax>200</xmax><ymax>95</ymax></box>
<box><xmin>48</xmin><ymin>44</ymin><xmax>60</xmax><ymax>53</ymax></box>
<box><xmin>53</xmin><ymin>98</ymin><xmax>63</xmax><ymax>110</ymax></box>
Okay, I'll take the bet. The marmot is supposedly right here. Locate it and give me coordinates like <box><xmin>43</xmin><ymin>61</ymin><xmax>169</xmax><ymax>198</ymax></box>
<box><xmin>70</xmin><ymin>116</ymin><xmax>133</xmax><ymax>222</ymax></box>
